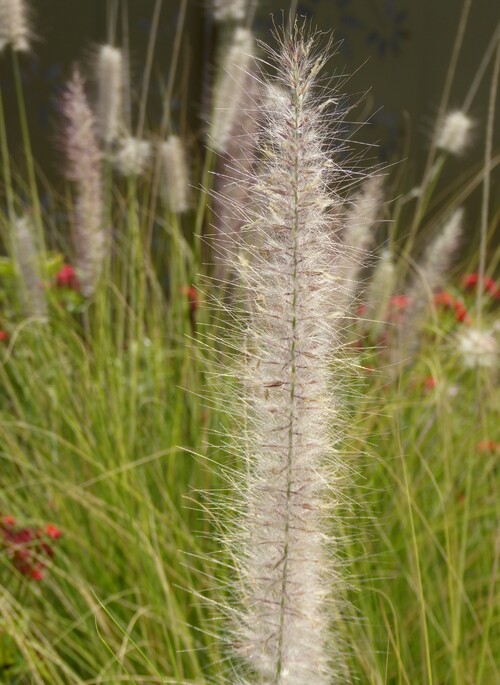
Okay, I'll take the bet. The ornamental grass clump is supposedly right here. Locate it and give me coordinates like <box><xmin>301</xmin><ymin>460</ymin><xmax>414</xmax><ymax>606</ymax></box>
<box><xmin>217</xmin><ymin>22</ymin><xmax>366</xmax><ymax>683</ymax></box>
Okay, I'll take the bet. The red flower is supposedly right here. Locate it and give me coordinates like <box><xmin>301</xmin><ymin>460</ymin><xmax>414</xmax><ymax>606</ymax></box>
<box><xmin>389</xmin><ymin>294</ymin><xmax>410</xmax><ymax>310</ymax></box>
<box><xmin>433</xmin><ymin>290</ymin><xmax>470</xmax><ymax>324</ymax></box>
<box><xmin>476</xmin><ymin>439</ymin><xmax>500</xmax><ymax>454</ymax></box>
<box><xmin>463</xmin><ymin>273</ymin><xmax>500</xmax><ymax>299</ymax></box>
<box><xmin>453</xmin><ymin>300</ymin><xmax>470</xmax><ymax>324</ymax></box>
<box><xmin>45</xmin><ymin>523</ymin><xmax>62</xmax><ymax>539</ymax></box>
<box><xmin>1</xmin><ymin>518</ymin><xmax>62</xmax><ymax>581</ymax></box>
<box><xmin>56</xmin><ymin>264</ymin><xmax>79</xmax><ymax>290</ymax></box>
<box><xmin>0</xmin><ymin>330</ymin><xmax>9</xmax><ymax>342</ymax></box>
<box><xmin>30</xmin><ymin>565</ymin><xmax>44</xmax><ymax>581</ymax></box>
<box><xmin>433</xmin><ymin>290</ymin><xmax>455</xmax><ymax>308</ymax></box>
<box><xmin>423</xmin><ymin>376</ymin><xmax>437</xmax><ymax>391</ymax></box>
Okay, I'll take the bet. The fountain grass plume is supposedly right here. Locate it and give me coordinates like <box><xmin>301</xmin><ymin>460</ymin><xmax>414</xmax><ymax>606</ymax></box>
<box><xmin>95</xmin><ymin>45</ymin><xmax>124</xmax><ymax>144</ymax></box>
<box><xmin>0</xmin><ymin>0</ymin><xmax>31</xmax><ymax>52</ymax></box>
<box><xmin>214</xmin><ymin>21</ymin><xmax>360</xmax><ymax>684</ymax></box>
<box><xmin>212</xmin><ymin>0</ymin><xmax>248</xmax><ymax>23</ymax></box>
<box><xmin>14</xmin><ymin>216</ymin><xmax>47</xmax><ymax>319</ymax></box>
<box><xmin>436</xmin><ymin>110</ymin><xmax>473</xmax><ymax>156</ymax></box>
<box><xmin>61</xmin><ymin>68</ymin><xmax>104</xmax><ymax>297</ymax></box>
<box><xmin>207</xmin><ymin>27</ymin><xmax>255</xmax><ymax>154</ymax></box>
<box><xmin>391</xmin><ymin>207</ymin><xmax>464</xmax><ymax>365</ymax></box>
<box><xmin>112</xmin><ymin>135</ymin><xmax>151</xmax><ymax>177</ymax></box>
<box><xmin>338</xmin><ymin>174</ymin><xmax>384</xmax><ymax>312</ymax></box>
<box><xmin>211</xmin><ymin>67</ymin><xmax>262</xmax><ymax>281</ymax></box>
<box><xmin>160</xmin><ymin>135</ymin><xmax>190</xmax><ymax>213</ymax></box>
<box><xmin>365</xmin><ymin>247</ymin><xmax>395</xmax><ymax>336</ymax></box>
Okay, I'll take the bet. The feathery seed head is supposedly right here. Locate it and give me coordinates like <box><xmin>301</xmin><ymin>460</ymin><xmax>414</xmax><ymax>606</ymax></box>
<box><xmin>215</xmin><ymin>22</ymin><xmax>359</xmax><ymax>683</ymax></box>
<box><xmin>96</xmin><ymin>45</ymin><xmax>124</xmax><ymax>144</ymax></box>
<box><xmin>436</xmin><ymin>111</ymin><xmax>473</xmax><ymax>156</ymax></box>
<box><xmin>0</xmin><ymin>0</ymin><xmax>30</xmax><ymax>52</ymax></box>
<box><xmin>61</xmin><ymin>68</ymin><xmax>105</xmax><ymax>297</ymax></box>
<box><xmin>112</xmin><ymin>136</ymin><xmax>151</xmax><ymax>176</ymax></box>
<box><xmin>212</xmin><ymin>0</ymin><xmax>248</xmax><ymax>23</ymax></box>
<box><xmin>208</xmin><ymin>27</ymin><xmax>255</xmax><ymax>153</ymax></box>
<box><xmin>160</xmin><ymin>135</ymin><xmax>190</xmax><ymax>214</ymax></box>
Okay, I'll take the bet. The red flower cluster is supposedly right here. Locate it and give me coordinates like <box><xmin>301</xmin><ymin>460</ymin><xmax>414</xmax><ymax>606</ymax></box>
<box><xmin>385</xmin><ymin>294</ymin><xmax>410</xmax><ymax>322</ymax></box>
<box><xmin>433</xmin><ymin>290</ymin><xmax>470</xmax><ymax>324</ymax></box>
<box><xmin>55</xmin><ymin>264</ymin><xmax>79</xmax><ymax>291</ymax></box>
<box><xmin>476</xmin><ymin>439</ymin><xmax>500</xmax><ymax>454</ymax></box>
<box><xmin>463</xmin><ymin>273</ymin><xmax>500</xmax><ymax>300</ymax></box>
<box><xmin>1</xmin><ymin>516</ymin><xmax>62</xmax><ymax>581</ymax></box>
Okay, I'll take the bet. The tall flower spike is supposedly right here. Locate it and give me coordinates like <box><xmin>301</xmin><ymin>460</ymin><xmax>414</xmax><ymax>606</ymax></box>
<box><xmin>0</xmin><ymin>0</ymin><xmax>30</xmax><ymax>52</ymax></box>
<box><xmin>220</xmin><ymin>23</ymin><xmax>355</xmax><ymax>683</ymax></box>
<box><xmin>61</xmin><ymin>68</ymin><xmax>105</xmax><ymax>297</ymax></box>
<box><xmin>208</xmin><ymin>27</ymin><xmax>255</xmax><ymax>153</ymax></box>
<box><xmin>96</xmin><ymin>45</ymin><xmax>123</xmax><ymax>144</ymax></box>
<box><xmin>160</xmin><ymin>135</ymin><xmax>190</xmax><ymax>214</ymax></box>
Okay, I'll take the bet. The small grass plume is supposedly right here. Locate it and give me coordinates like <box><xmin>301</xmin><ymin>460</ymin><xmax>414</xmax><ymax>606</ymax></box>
<box><xmin>60</xmin><ymin>67</ymin><xmax>105</xmax><ymax>297</ymax></box>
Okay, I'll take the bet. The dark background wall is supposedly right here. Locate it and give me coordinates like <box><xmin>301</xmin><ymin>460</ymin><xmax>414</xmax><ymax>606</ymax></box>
<box><xmin>0</xmin><ymin>0</ymin><xmax>498</xmax><ymax>186</ymax></box>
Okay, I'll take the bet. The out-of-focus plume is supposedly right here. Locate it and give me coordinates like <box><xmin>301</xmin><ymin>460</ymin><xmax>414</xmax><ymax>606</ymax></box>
<box><xmin>112</xmin><ymin>136</ymin><xmax>151</xmax><ymax>177</ymax></box>
<box><xmin>96</xmin><ymin>45</ymin><xmax>124</xmax><ymax>144</ymax></box>
<box><xmin>212</xmin><ymin>0</ymin><xmax>248</xmax><ymax>23</ymax></box>
<box><xmin>0</xmin><ymin>0</ymin><xmax>31</xmax><ymax>53</ymax></box>
<box><xmin>159</xmin><ymin>135</ymin><xmax>190</xmax><ymax>214</ymax></box>
<box><xmin>61</xmin><ymin>68</ymin><xmax>105</xmax><ymax>297</ymax></box>
<box><xmin>14</xmin><ymin>216</ymin><xmax>47</xmax><ymax>319</ymax></box>
<box><xmin>207</xmin><ymin>27</ymin><xmax>255</xmax><ymax>154</ymax></box>
<box><xmin>436</xmin><ymin>111</ymin><xmax>473</xmax><ymax>156</ymax></box>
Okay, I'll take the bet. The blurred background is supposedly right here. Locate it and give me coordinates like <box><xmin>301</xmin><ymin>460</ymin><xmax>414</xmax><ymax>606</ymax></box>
<box><xmin>1</xmin><ymin>0</ymin><xmax>498</xmax><ymax>177</ymax></box>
